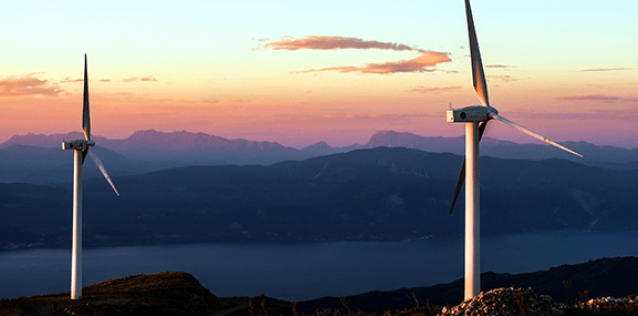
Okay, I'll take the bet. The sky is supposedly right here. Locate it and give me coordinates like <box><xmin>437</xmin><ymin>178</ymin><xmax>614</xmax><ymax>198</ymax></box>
<box><xmin>1</xmin><ymin>0</ymin><xmax>636</xmax><ymax>148</ymax></box>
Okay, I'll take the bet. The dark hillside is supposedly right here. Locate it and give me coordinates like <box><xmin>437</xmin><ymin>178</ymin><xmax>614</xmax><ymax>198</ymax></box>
<box><xmin>2</xmin><ymin>147</ymin><xmax>638</xmax><ymax>249</ymax></box>
<box><xmin>295</xmin><ymin>256</ymin><xmax>638</xmax><ymax>314</ymax></box>
<box><xmin>2</xmin><ymin>257</ymin><xmax>638</xmax><ymax>315</ymax></box>
<box><xmin>0</xmin><ymin>272</ymin><xmax>224</xmax><ymax>316</ymax></box>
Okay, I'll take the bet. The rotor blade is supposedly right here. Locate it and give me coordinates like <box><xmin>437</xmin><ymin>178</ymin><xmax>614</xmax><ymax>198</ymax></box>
<box><xmin>88</xmin><ymin>150</ymin><xmax>120</xmax><ymax>196</ymax></box>
<box><xmin>465</xmin><ymin>0</ymin><xmax>489</xmax><ymax>106</ymax></box>
<box><xmin>449</xmin><ymin>120</ymin><xmax>489</xmax><ymax>214</ymax></box>
<box><xmin>82</xmin><ymin>54</ymin><xmax>91</xmax><ymax>141</ymax></box>
<box><xmin>449</xmin><ymin>161</ymin><xmax>465</xmax><ymax>214</ymax></box>
<box><xmin>492</xmin><ymin>114</ymin><xmax>583</xmax><ymax>158</ymax></box>
<box><xmin>82</xmin><ymin>148</ymin><xmax>88</xmax><ymax>164</ymax></box>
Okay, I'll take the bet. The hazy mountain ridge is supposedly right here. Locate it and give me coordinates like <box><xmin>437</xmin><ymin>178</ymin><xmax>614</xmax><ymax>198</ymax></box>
<box><xmin>1</xmin><ymin>147</ymin><xmax>637</xmax><ymax>250</ymax></box>
<box><xmin>4</xmin><ymin>130</ymin><xmax>638</xmax><ymax>172</ymax></box>
<box><xmin>0</xmin><ymin>130</ymin><xmax>314</xmax><ymax>165</ymax></box>
<box><xmin>0</xmin><ymin>132</ymin><xmax>109</xmax><ymax>149</ymax></box>
<box><xmin>304</xmin><ymin>130</ymin><xmax>638</xmax><ymax>166</ymax></box>
<box><xmin>0</xmin><ymin>144</ymin><xmax>192</xmax><ymax>185</ymax></box>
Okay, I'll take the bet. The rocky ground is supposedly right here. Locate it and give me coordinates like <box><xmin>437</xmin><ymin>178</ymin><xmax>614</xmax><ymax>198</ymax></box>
<box><xmin>1</xmin><ymin>273</ymin><xmax>637</xmax><ymax>316</ymax></box>
<box><xmin>440</xmin><ymin>287</ymin><xmax>638</xmax><ymax>316</ymax></box>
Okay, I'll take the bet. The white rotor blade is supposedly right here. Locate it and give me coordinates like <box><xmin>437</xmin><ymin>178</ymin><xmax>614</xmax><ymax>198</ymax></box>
<box><xmin>88</xmin><ymin>150</ymin><xmax>120</xmax><ymax>196</ymax></box>
<box><xmin>83</xmin><ymin>54</ymin><xmax>91</xmax><ymax>141</ymax></box>
<box><xmin>492</xmin><ymin>114</ymin><xmax>583</xmax><ymax>158</ymax></box>
<box><xmin>465</xmin><ymin>0</ymin><xmax>489</xmax><ymax>106</ymax></box>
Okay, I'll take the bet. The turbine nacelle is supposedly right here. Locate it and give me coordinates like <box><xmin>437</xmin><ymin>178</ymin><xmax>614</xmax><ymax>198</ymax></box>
<box><xmin>62</xmin><ymin>140</ymin><xmax>96</xmax><ymax>151</ymax></box>
<box><xmin>446</xmin><ymin>106</ymin><xmax>489</xmax><ymax>123</ymax></box>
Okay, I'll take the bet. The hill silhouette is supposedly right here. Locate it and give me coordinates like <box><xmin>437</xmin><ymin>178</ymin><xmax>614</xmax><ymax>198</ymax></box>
<box><xmin>294</xmin><ymin>256</ymin><xmax>638</xmax><ymax>313</ymax></box>
<box><xmin>2</xmin><ymin>257</ymin><xmax>638</xmax><ymax>315</ymax></box>
<box><xmin>0</xmin><ymin>272</ymin><xmax>225</xmax><ymax>316</ymax></box>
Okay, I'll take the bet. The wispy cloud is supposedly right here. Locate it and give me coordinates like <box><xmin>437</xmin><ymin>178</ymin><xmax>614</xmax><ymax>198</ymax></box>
<box><xmin>486</xmin><ymin>65</ymin><xmax>515</xmax><ymax>70</ymax></box>
<box><xmin>99</xmin><ymin>79</ymin><xmax>112</xmax><ymax>83</ymax></box>
<box><xmin>251</xmin><ymin>37</ymin><xmax>271</xmax><ymax>42</ymax></box>
<box><xmin>579</xmin><ymin>68</ymin><xmax>632</xmax><ymax>72</ymax></box>
<box><xmin>555</xmin><ymin>94</ymin><xmax>638</xmax><ymax>103</ymax></box>
<box><xmin>487</xmin><ymin>75</ymin><xmax>517</xmax><ymax>82</ymax></box>
<box><xmin>202</xmin><ymin>99</ymin><xmax>219</xmax><ymax>104</ymax></box>
<box><xmin>509</xmin><ymin>109</ymin><xmax>638</xmax><ymax>122</ymax></box>
<box><xmin>301</xmin><ymin>51</ymin><xmax>451</xmax><ymax>74</ymax></box>
<box><xmin>123</xmin><ymin>76</ymin><xmax>158</xmax><ymax>83</ymax></box>
<box><xmin>409</xmin><ymin>86</ymin><xmax>461</xmax><ymax>94</ymax></box>
<box><xmin>0</xmin><ymin>74</ymin><xmax>64</xmax><ymax>97</ymax></box>
<box><xmin>318</xmin><ymin>113</ymin><xmax>437</xmax><ymax>122</ymax></box>
<box><xmin>259</xmin><ymin>36</ymin><xmax>451</xmax><ymax>74</ymax></box>
<box><xmin>59</xmin><ymin>77</ymin><xmax>83</xmax><ymax>84</ymax></box>
<box><xmin>259</xmin><ymin>36</ymin><xmax>414</xmax><ymax>51</ymax></box>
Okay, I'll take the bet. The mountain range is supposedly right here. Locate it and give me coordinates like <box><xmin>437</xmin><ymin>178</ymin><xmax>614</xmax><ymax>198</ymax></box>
<box><xmin>2</xmin><ymin>146</ymin><xmax>638</xmax><ymax>250</ymax></box>
<box><xmin>1</xmin><ymin>129</ymin><xmax>637</xmax><ymax>185</ymax></box>
<box><xmin>303</xmin><ymin>130</ymin><xmax>638</xmax><ymax>167</ymax></box>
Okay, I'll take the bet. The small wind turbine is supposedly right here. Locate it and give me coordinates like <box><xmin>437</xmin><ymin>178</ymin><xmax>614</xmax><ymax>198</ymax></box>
<box><xmin>62</xmin><ymin>54</ymin><xmax>120</xmax><ymax>300</ymax></box>
<box><xmin>446</xmin><ymin>0</ymin><xmax>583</xmax><ymax>300</ymax></box>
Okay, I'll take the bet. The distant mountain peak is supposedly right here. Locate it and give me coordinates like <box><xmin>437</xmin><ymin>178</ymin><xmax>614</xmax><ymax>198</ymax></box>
<box><xmin>303</xmin><ymin>141</ymin><xmax>331</xmax><ymax>150</ymax></box>
<box><xmin>126</xmin><ymin>130</ymin><xmax>228</xmax><ymax>145</ymax></box>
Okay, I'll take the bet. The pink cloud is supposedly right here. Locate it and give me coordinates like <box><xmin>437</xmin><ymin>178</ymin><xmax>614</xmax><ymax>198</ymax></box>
<box><xmin>123</xmin><ymin>76</ymin><xmax>157</xmax><ymax>83</ymax></box>
<box><xmin>59</xmin><ymin>77</ymin><xmax>83</xmax><ymax>84</ymax></box>
<box><xmin>409</xmin><ymin>86</ymin><xmax>461</xmax><ymax>94</ymax></box>
<box><xmin>0</xmin><ymin>74</ymin><xmax>64</xmax><ymax>97</ymax></box>
<box><xmin>99</xmin><ymin>79</ymin><xmax>111</xmax><ymax>82</ymax></box>
<box><xmin>202</xmin><ymin>99</ymin><xmax>220</xmax><ymax>103</ymax></box>
<box><xmin>302</xmin><ymin>51</ymin><xmax>451</xmax><ymax>74</ymax></box>
<box><xmin>555</xmin><ymin>94</ymin><xmax>638</xmax><ymax>103</ymax></box>
<box><xmin>260</xmin><ymin>36</ymin><xmax>415</xmax><ymax>51</ymax></box>
<box><xmin>487</xmin><ymin>75</ymin><xmax>517</xmax><ymax>82</ymax></box>
<box><xmin>486</xmin><ymin>65</ymin><xmax>515</xmax><ymax>70</ymax></box>
<box><xmin>580</xmin><ymin>68</ymin><xmax>631</xmax><ymax>72</ymax></box>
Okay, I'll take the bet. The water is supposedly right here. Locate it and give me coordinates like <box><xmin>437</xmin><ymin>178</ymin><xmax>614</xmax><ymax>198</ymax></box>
<box><xmin>1</xmin><ymin>231</ymin><xmax>637</xmax><ymax>301</ymax></box>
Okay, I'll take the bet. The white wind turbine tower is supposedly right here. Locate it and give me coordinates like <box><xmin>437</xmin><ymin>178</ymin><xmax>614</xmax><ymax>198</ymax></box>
<box><xmin>62</xmin><ymin>54</ymin><xmax>120</xmax><ymax>300</ymax></box>
<box><xmin>446</xmin><ymin>0</ymin><xmax>583</xmax><ymax>300</ymax></box>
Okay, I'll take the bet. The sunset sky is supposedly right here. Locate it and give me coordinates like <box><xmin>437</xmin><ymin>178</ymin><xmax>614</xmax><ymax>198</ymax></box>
<box><xmin>1</xmin><ymin>0</ymin><xmax>636</xmax><ymax>148</ymax></box>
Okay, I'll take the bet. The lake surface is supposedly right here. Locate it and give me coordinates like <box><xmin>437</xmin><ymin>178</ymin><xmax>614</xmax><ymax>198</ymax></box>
<box><xmin>1</xmin><ymin>231</ymin><xmax>637</xmax><ymax>301</ymax></box>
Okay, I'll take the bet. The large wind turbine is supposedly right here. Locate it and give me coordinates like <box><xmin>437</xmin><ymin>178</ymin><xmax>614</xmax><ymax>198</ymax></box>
<box><xmin>62</xmin><ymin>54</ymin><xmax>120</xmax><ymax>300</ymax></box>
<box><xmin>446</xmin><ymin>0</ymin><xmax>583</xmax><ymax>300</ymax></box>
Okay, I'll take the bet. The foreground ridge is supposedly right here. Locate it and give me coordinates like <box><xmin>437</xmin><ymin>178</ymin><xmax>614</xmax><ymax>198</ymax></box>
<box><xmin>441</xmin><ymin>287</ymin><xmax>555</xmax><ymax>315</ymax></box>
<box><xmin>441</xmin><ymin>287</ymin><xmax>638</xmax><ymax>316</ymax></box>
<box><xmin>0</xmin><ymin>272</ymin><xmax>225</xmax><ymax>316</ymax></box>
<box><xmin>2</xmin><ymin>269</ymin><xmax>638</xmax><ymax>316</ymax></box>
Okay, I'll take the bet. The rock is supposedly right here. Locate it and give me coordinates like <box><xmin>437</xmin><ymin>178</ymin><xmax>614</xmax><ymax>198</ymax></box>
<box><xmin>439</xmin><ymin>287</ymin><xmax>556</xmax><ymax>316</ymax></box>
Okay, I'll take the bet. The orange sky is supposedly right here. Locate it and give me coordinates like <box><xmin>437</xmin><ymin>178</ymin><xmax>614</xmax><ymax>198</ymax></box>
<box><xmin>1</xmin><ymin>1</ymin><xmax>636</xmax><ymax>148</ymax></box>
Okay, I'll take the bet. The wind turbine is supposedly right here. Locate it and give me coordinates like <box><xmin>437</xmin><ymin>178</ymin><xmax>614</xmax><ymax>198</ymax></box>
<box><xmin>62</xmin><ymin>54</ymin><xmax>120</xmax><ymax>300</ymax></box>
<box><xmin>446</xmin><ymin>0</ymin><xmax>583</xmax><ymax>300</ymax></box>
